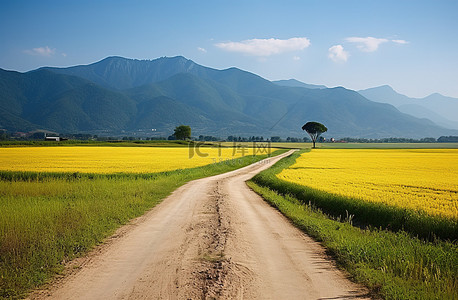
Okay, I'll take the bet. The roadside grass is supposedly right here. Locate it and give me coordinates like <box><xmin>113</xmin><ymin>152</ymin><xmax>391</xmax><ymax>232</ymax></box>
<box><xmin>0</xmin><ymin>150</ymin><xmax>285</xmax><ymax>299</ymax></box>
<box><xmin>247</xmin><ymin>181</ymin><xmax>458</xmax><ymax>299</ymax></box>
<box><xmin>251</xmin><ymin>150</ymin><xmax>457</xmax><ymax>241</ymax></box>
<box><xmin>248</xmin><ymin>150</ymin><xmax>458</xmax><ymax>299</ymax></box>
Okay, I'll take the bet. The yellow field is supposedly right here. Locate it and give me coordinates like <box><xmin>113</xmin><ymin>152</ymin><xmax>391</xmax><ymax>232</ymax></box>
<box><xmin>277</xmin><ymin>149</ymin><xmax>458</xmax><ymax>220</ymax></box>
<box><xmin>0</xmin><ymin>146</ymin><xmax>273</xmax><ymax>174</ymax></box>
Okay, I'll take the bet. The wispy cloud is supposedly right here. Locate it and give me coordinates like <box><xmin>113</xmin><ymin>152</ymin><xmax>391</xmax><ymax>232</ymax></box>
<box><xmin>293</xmin><ymin>56</ymin><xmax>301</xmax><ymax>61</ymax></box>
<box><xmin>345</xmin><ymin>37</ymin><xmax>388</xmax><ymax>52</ymax></box>
<box><xmin>345</xmin><ymin>37</ymin><xmax>409</xmax><ymax>52</ymax></box>
<box><xmin>392</xmin><ymin>39</ymin><xmax>409</xmax><ymax>45</ymax></box>
<box><xmin>215</xmin><ymin>37</ymin><xmax>311</xmax><ymax>56</ymax></box>
<box><xmin>328</xmin><ymin>45</ymin><xmax>349</xmax><ymax>62</ymax></box>
<box><xmin>197</xmin><ymin>47</ymin><xmax>207</xmax><ymax>53</ymax></box>
<box><xmin>23</xmin><ymin>46</ymin><xmax>56</xmax><ymax>56</ymax></box>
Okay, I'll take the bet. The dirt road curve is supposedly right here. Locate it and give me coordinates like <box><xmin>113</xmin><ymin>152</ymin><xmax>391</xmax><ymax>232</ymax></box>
<box><xmin>30</xmin><ymin>150</ymin><xmax>369</xmax><ymax>299</ymax></box>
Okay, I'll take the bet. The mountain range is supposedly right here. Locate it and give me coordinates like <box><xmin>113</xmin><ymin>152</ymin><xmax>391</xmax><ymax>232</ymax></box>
<box><xmin>358</xmin><ymin>85</ymin><xmax>458</xmax><ymax>130</ymax></box>
<box><xmin>272</xmin><ymin>79</ymin><xmax>327</xmax><ymax>90</ymax></box>
<box><xmin>1</xmin><ymin>56</ymin><xmax>457</xmax><ymax>138</ymax></box>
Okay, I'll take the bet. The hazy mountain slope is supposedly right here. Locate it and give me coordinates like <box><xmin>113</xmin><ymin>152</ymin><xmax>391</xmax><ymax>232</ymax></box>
<box><xmin>421</xmin><ymin>93</ymin><xmax>458</xmax><ymax>123</ymax></box>
<box><xmin>358</xmin><ymin>85</ymin><xmax>412</xmax><ymax>106</ymax></box>
<box><xmin>0</xmin><ymin>68</ymin><xmax>89</xmax><ymax>131</ymax></box>
<box><xmin>0</xmin><ymin>68</ymin><xmax>136</xmax><ymax>132</ymax></box>
<box><xmin>359</xmin><ymin>85</ymin><xmax>458</xmax><ymax>127</ymax></box>
<box><xmin>29</xmin><ymin>84</ymin><xmax>136</xmax><ymax>132</ymax></box>
<box><xmin>397</xmin><ymin>104</ymin><xmax>458</xmax><ymax>130</ymax></box>
<box><xmin>273</xmin><ymin>79</ymin><xmax>327</xmax><ymax>89</ymax></box>
<box><xmin>0</xmin><ymin>69</ymin><xmax>89</xmax><ymax>118</ymax></box>
<box><xmin>130</xmin><ymin>96</ymin><xmax>212</xmax><ymax>132</ymax></box>
<box><xmin>0</xmin><ymin>69</ymin><xmax>27</xmax><ymax>117</ymax></box>
<box><xmin>0</xmin><ymin>106</ymin><xmax>38</xmax><ymax>132</ymax></box>
<box><xmin>142</xmin><ymin>73</ymin><xmax>244</xmax><ymax>115</ymax></box>
<box><xmin>125</xmin><ymin>73</ymin><xmax>265</xmax><ymax>135</ymax></box>
<box><xmin>207</xmin><ymin>67</ymin><xmax>279</xmax><ymax>97</ymax></box>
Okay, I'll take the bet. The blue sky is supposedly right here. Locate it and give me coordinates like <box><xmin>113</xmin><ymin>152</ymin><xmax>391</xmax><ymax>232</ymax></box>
<box><xmin>1</xmin><ymin>0</ymin><xmax>457</xmax><ymax>98</ymax></box>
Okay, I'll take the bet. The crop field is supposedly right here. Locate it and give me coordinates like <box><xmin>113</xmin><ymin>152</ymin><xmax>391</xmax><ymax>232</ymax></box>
<box><xmin>277</xmin><ymin>149</ymin><xmax>458</xmax><ymax>220</ymax></box>
<box><xmin>0</xmin><ymin>146</ymin><xmax>274</xmax><ymax>174</ymax></box>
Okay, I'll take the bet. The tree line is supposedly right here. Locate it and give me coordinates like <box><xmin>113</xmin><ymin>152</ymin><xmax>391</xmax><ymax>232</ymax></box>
<box><xmin>339</xmin><ymin>137</ymin><xmax>455</xmax><ymax>143</ymax></box>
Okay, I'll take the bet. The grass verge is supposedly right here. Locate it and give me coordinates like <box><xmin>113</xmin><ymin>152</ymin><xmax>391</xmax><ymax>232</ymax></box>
<box><xmin>248</xmin><ymin>150</ymin><xmax>457</xmax><ymax>299</ymax></box>
<box><xmin>0</xmin><ymin>150</ymin><xmax>285</xmax><ymax>299</ymax></box>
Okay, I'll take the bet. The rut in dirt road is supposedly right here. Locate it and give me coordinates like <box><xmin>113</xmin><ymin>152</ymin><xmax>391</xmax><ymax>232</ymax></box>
<box><xmin>29</xmin><ymin>150</ymin><xmax>369</xmax><ymax>300</ymax></box>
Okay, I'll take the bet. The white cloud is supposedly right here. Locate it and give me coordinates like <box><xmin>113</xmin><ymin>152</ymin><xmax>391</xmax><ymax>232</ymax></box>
<box><xmin>215</xmin><ymin>37</ymin><xmax>311</xmax><ymax>56</ymax></box>
<box><xmin>328</xmin><ymin>45</ymin><xmax>349</xmax><ymax>62</ymax></box>
<box><xmin>293</xmin><ymin>56</ymin><xmax>301</xmax><ymax>61</ymax></box>
<box><xmin>392</xmin><ymin>39</ymin><xmax>409</xmax><ymax>44</ymax></box>
<box><xmin>24</xmin><ymin>46</ymin><xmax>56</xmax><ymax>56</ymax></box>
<box><xmin>197</xmin><ymin>47</ymin><xmax>207</xmax><ymax>53</ymax></box>
<box><xmin>345</xmin><ymin>37</ymin><xmax>388</xmax><ymax>52</ymax></box>
<box><xmin>62</xmin><ymin>53</ymin><xmax>67</xmax><ymax>57</ymax></box>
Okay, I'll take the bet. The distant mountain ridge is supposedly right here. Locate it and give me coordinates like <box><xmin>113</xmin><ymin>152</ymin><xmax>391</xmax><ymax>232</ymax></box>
<box><xmin>273</xmin><ymin>79</ymin><xmax>327</xmax><ymax>89</ymax></box>
<box><xmin>359</xmin><ymin>85</ymin><xmax>458</xmax><ymax>129</ymax></box>
<box><xmin>1</xmin><ymin>56</ymin><xmax>457</xmax><ymax>138</ymax></box>
<box><xmin>41</xmin><ymin>56</ymin><xmax>209</xmax><ymax>90</ymax></box>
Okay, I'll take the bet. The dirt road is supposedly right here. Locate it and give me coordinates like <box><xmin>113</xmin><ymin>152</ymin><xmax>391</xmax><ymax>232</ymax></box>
<box><xmin>31</xmin><ymin>150</ymin><xmax>368</xmax><ymax>299</ymax></box>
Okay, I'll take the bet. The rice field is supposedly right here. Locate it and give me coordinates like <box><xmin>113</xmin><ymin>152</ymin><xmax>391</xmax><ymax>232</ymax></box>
<box><xmin>277</xmin><ymin>149</ymin><xmax>458</xmax><ymax>220</ymax></box>
<box><xmin>0</xmin><ymin>146</ymin><xmax>273</xmax><ymax>174</ymax></box>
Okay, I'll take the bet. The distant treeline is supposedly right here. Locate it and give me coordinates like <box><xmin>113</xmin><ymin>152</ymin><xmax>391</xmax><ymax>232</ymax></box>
<box><xmin>2</xmin><ymin>129</ymin><xmax>457</xmax><ymax>143</ymax></box>
<box><xmin>340</xmin><ymin>136</ymin><xmax>458</xmax><ymax>143</ymax></box>
<box><xmin>437</xmin><ymin>136</ymin><xmax>458</xmax><ymax>142</ymax></box>
<box><xmin>202</xmin><ymin>136</ymin><xmax>310</xmax><ymax>142</ymax></box>
<box><xmin>0</xmin><ymin>130</ymin><xmax>9</xmax><ymax>141</ymax></box>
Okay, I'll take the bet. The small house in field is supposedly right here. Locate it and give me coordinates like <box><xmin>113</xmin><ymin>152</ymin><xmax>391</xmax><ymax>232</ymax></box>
<box><xmin>45</xmin><ymin>136</ymin><xmax>61</xmax><ymax>141</ymax></box>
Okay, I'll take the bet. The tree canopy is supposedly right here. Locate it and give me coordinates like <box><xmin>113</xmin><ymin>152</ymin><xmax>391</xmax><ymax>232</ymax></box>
<box><xmin>173</xmin><ymin>125</ymin><xmax>191</xmax><ymax>140</ymax></box>
<box><xmin>301</xmin><ymin>121</ymin><xmax>327</xmax><ymax>148</ymax></box>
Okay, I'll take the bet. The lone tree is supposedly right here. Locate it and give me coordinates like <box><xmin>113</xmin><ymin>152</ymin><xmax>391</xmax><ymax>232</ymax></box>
<box><xmin>302</xmin><ymin>121</ymin><xmax>327</xmax><ymax>148</ymax></box>
<box><xmin>173</xmin><ymin>125</ymin><xmax>191</xmax><ymax>140</ymax></box>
